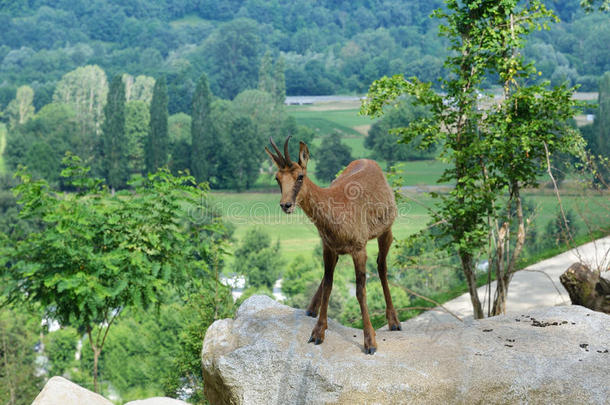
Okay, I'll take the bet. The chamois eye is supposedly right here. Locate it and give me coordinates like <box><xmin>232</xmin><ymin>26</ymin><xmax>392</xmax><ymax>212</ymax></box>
<box><xmin>297</xmin><ymin>174</ymin><xmax>304</xmax><ymax>182</ymax></box>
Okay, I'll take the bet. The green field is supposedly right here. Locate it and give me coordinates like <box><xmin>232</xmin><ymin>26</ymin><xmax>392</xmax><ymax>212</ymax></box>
<box><xmin>288</xmin><ymin>104</ymin><xmax>374</xmax><ymax>160</ymax></box>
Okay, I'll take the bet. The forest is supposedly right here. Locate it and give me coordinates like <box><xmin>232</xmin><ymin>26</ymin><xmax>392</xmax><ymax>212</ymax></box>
<box><xmin>0</xmin><ymin>0</ymin><xmax>609</xmax><ymax>115</ymax></box>
<box><xmin>0</xmin><ymin>0</ymin><xmax>609</xmax><ymax>404</ymax></box>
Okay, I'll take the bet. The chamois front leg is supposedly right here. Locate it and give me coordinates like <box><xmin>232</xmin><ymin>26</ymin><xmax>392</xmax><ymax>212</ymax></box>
<box><xmin>308</xmin><ymin>245</ymin><xmax>337</xmax><ymax>345</ymax></box>
<box><xmin>306</xmin><ymin>280</ymin><xmax>324</xmax><ymax>317</ymax></box>
<box><xmin>377</xmin><ymin>229</ymin><xmax>401</xmax><ymax>331</ymax></box>
<box><xmin>306</xmin><ymin>255</ymin><xmax>338</xmax><ymax>317</ymax></box>
<box><xmin>353</xmin><ymin>249</ymin><xmax>377</xmax><ymax>354</ymax></box>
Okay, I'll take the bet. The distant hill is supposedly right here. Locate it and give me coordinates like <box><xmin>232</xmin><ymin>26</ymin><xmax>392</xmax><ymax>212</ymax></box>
<box><xmin>0</xmin><ymin>0</ymin><xmax>607</xmax><ymax>113</ymax></box>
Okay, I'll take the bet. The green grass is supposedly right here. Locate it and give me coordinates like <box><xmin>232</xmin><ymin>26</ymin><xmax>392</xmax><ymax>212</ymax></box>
<box><xmin>288</xmin><ymin>107</ymin><xmax>374</xmax><ymax>138</ymax></box>
<box><xmin>394</xmin><ymin>160</ymin><xmax>452</xmax><ymax>186</ymax></box>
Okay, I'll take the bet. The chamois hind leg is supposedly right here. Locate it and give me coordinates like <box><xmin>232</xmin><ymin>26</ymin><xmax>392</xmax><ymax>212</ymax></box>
<box><xmin>306</xmin><ymin>254</ymin><xmax>338</xmax><ymax>317</ymax></box>
<box><xmin>308</xmin><ymin>245</ymin><xmax>337</xmax><ymax>345</ymax></box>
<box><xmin>353</xmin><ymin>249</ymin><xmax>377</xmax><ymax>354</ymax></box>
<box><xmin>378</xmin><ymin>229</ymin><xmax>401</xmax><ymax>331</ymax></box>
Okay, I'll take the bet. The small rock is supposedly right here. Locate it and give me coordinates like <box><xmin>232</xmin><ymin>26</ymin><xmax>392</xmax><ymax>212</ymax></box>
<box><xmin>32</xmin><ymin>376</ymin><xmax>113</xmax><ymax>405</ymax></box>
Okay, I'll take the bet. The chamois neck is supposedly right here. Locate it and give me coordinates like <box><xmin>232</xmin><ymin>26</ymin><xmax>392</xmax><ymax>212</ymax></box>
<box><xmin>296</xmin><ymin>177</ymin><xmax>327</xmax><ymax>220</ymax></box>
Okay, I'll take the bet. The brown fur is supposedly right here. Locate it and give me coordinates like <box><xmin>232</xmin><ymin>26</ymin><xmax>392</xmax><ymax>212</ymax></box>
<box><xmin>266</xmin><ymin>138</ymin><xmax>401</xmax><ymax>354</ymax></box>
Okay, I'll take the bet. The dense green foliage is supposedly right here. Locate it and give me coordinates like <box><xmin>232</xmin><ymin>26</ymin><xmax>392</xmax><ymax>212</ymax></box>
<box><xmin>0</xmin><ymin>308</ymin><xmax>43</xmax><ymax>405</ymax></box>
<box><xmin>233</xmin><ymin>227</ymin><xmax>284</xmax><ymax>290</ymax></box>
<box><xmin>44</xmin><ymin>327</ymin><xmax>79</xmax><ymax>378</ymax></box>
<box><xmin>314</xmin><ymin>134</ymin><xmax>354</xmax><ymax>182</ymax></box>
<box><xmin>0</xmin><ymin>0</ymin><xmax>607</xmax><ymax>114</ymax></box>
<box><xmin>364</xmin><ymin>99</ymin><xmax>434</xmax><ymax>166</ymax></box>
<box><xmin>0</xmin><ymin>154</ymin><xmax>230</xmax><ymax>392</ymax></box>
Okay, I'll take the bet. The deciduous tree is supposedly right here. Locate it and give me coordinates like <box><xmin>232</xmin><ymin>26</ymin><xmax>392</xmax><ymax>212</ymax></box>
<box><xmin>315</xmin><ymin>134</ymin><xmax>353</xmax><ymax>183</ymax></box>
<box><xmin>5</xmin><ymin>85</ymin><xmax>35</xmax><ymax>129</ymax></box>
<box><xmin>53</xmin><ymin>65</ymin><xmax>108</xmax><ymax>137</ymax></box>
<box><xmin>363</xmin><ymin>0</ymin><xmax>584</xmax><ymax>318</ymax></box>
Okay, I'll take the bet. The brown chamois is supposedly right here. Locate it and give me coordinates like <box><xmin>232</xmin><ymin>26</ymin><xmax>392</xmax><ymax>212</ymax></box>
<box><xmin>265</xmin><ymin>136</ymin><xmax>401</xmax><ymax>354</ymax></box>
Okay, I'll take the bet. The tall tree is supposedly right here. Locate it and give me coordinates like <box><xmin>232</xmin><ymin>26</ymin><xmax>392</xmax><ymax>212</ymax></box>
<box><xmin>122</xmin><ymin>74</ymin><xmax>156</xmax><ymax>104</ymax></box>
<box><xmin>146</xmin><ymin>77</ymin><xmax>169</xmax><ymax>173</ymax></box>
<box><xmin>5</xmin><ymin>85</ymin><xmax>35</xmax><ymax>129</ymax></box>
<box><xmin>53</xmin><ymin>65</ymin><xmax>108</xmax><ymax>138</ymax></box>
<box><xmin>101</xmin><ymin>75</ymin><xmax>128</xmax><ymax>191</ymax></box>
<box><xmin>125</xmin><ymin>100</ymin><xmax>150</xmax><ymax>177</ymax></box>
<box><xmin>363</xmin><ymin>0</ymin><xmax>583</xmax><ymax>318</ymax></box>
<box><xmin>273</xmin><ymin>56</ymin><xmax>286</xmax><ymax>105</ymax></box>
<box><xmin>190</xmin><ymin>74</ymin><xmax>215</xmax><ymax>183</ymax></box>
<box><xmin>258</xmin><ymin>51</ymin><xmax>274</xmax><ymax>95</ymax></box>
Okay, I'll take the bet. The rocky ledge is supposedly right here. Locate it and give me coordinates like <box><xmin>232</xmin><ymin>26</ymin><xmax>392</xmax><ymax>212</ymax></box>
<box><xmin>202</xmin><ymin>295</ymin><xmax>610</xmax><ymax>405</ymax></box>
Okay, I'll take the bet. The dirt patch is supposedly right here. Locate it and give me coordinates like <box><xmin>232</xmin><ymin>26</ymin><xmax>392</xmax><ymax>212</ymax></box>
<box><xmin>353</xmin><ymin>124</ymin><xmax>371</xmax><ymax>136</ymax></box>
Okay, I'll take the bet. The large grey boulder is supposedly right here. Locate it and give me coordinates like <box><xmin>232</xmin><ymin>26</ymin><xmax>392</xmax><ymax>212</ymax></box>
<box><xmin>202</xmin><ymin>295</ymin><xmax>610</xmax><ymax>405</ymax></box>
<box><xmin>31</xmin><ymin>376</ymin><xmax>113</xmax><ymax>405</ymax></box>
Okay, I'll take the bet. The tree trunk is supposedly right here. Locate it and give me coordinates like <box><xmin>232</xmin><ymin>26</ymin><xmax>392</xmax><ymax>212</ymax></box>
<box><xmin>93</xmin><ymin>347</ymin><xmax>100</xmax><ymax>393</ymax></box>
<box><xmin>560</xmin><ymin>263</ymin><xmax>610</xmax><ymax>314</ymax></box>
<box><xmin>460</xmin><ymin>250</ymin><xmax>484</xmax><ymax>319</ymax></box>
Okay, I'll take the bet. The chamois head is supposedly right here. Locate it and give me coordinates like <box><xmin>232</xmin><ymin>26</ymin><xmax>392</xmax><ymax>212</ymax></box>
<box><xmin>265</xmin><ymin>136</ymin><xmax>310</xmax><ymax>214</ymax></box>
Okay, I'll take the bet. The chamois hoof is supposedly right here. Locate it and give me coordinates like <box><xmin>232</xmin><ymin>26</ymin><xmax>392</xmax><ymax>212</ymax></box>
<box><xmin>390</xmin><ymin>324</ymin><xmax>402</xmax><ymax>331</ymax></box>
<box><xmin>308</xmin><ymin>336</ymin><xmax>323</xmax><ymax>345</ymax></box>
<box><xmin>306</xmin><ymin>310</ymin><xmax>317</xmax><ymax>317</ymax></box>
<box><xmin>364</xmin><ymin>347</ymin><xmax>377</xmax><ymax>355</ymax></box>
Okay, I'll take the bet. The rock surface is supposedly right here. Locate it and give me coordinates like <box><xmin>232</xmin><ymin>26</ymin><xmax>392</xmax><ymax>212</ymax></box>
<box><xmin>202</xmin><ymin>295</ymin><xmax>610</xmax><ymax>405</ymax></box>
<box><xmin>31</xmin><ymin>376</ymin><xmax>189</xmax><ymax>405</ymax></box>
<box><xmin>31</xmin><ymin>376</ymin><xmax>113</xmax><ymax>405</ymax></box>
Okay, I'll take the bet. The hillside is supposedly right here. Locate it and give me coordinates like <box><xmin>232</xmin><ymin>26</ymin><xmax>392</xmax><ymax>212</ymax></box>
<box><xmin>0</xmin><ymin>0</ymin><xmax>608</xmax><ymax>114</ymax></box>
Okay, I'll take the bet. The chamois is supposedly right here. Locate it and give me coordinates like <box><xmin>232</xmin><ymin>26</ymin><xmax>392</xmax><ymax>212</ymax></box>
<box><xmin>265</xmin><ymin>136</ymin><xmax>401</xmax><ymax>354</ymax></box>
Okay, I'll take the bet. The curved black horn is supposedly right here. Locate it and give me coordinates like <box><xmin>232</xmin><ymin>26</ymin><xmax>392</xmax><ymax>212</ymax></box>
<box><xmin>269</xmin><ymin>137</ymin><xmax>285</xmax><ymax>167</ymax></box>
<box><xmin>283</xmin><ymin>136</ymin><xmax>293</xmax><ymax>166</ymax></box>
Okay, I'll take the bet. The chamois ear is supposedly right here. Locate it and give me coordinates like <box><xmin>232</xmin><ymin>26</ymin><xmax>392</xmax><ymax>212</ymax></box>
<box><xmin>298</xmin><ymin>141</ymin><xmax>310</xmax><ymax>169</ymax></box>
